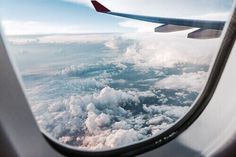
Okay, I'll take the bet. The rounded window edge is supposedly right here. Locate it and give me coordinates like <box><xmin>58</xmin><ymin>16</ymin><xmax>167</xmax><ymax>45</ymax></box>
<box><xmin>34</xmin><ymin>7</ymin><xmax>236</xmax><ymax>157</ymax></box>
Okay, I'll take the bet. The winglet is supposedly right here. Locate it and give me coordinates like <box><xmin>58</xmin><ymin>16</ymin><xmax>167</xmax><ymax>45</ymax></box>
<box><xmin>91</xmin><ymin>0</ymin><xmax>110</xmax><ymax>13</ymax></box>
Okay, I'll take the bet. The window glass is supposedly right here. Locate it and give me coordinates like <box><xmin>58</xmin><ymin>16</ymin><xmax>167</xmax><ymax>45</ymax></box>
<box><xmin>0</xmin><ymin>0</ymin><xmax>234</xmax><ymax>151</ymax></box>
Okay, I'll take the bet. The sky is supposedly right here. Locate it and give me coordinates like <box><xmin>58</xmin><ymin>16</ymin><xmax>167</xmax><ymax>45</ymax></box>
<box><xmin>0</xmin><ymin>0</ymin><xmax>234</xmax><ymax>35</ymax></box>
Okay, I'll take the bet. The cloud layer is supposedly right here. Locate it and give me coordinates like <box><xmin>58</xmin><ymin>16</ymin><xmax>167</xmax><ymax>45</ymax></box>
<box><xmin>7</xmin><ymin>32</ymin><xmax>219</xmax><ymax>150</ymax></box>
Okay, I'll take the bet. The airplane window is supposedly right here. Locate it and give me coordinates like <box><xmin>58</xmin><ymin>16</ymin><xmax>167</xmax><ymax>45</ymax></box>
<box><xmin>0</xmin><ymin>0</ymin><xmax>234</xmax><ymax>153</ymax></box>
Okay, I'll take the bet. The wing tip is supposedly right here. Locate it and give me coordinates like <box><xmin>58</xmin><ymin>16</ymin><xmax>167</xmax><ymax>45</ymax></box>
<box><xmin>91</xmin><ymin>0</ymin><xmax>110</xmax><ymax>13</ymax></box>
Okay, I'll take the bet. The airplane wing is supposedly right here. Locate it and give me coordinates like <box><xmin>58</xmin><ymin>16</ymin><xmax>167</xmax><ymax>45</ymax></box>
<box><xmin>91</xmin><ymin>0</ymin><xmax>226</xmax><ymax>39</ymax></box>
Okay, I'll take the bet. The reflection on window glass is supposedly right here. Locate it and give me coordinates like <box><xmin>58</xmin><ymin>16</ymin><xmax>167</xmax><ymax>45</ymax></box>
<box><xmin>1</xmin><ymin>0</ymin><xmax>233</xmax><ymax>151</ymax></box>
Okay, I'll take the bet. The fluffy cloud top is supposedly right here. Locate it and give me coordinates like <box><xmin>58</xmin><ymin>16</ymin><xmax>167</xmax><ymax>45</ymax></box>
<box><xmin>8</xmin><ymin>32</ymin><xmax>220</xmax><ymax>150</ymax></box>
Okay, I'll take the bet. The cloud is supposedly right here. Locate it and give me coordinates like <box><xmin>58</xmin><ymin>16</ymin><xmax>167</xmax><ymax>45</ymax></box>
<box><xmin>28</xmin><ymin>84</ymin><xmax>197</xmax><ymax>150</ymax></box>
<box><xmin>143</xmin><ymin>105</ymin><xmax>190</xmax><ymax>120</ymax></box>
<box><xmin>119</xmin><ymin>20</ymin><xmax>158</xmax><ymax>33</ymax></box>
<box><xmin>1</xmin><ymin>20</ymin><xmax>91</xmax><ymax>35</ymax></box>
<box><xmin>155</xmin><ymin>71</ymin><xmax>208</xmax><ymax>92</ymax></box>
<box><xmin>6</xmin><ymin>33</ymin><xmax>117</xmax><ymax>45</ymax></box>
<box><xmin>63</xmin><ymin>0</ymin><xmax>93</xmax><ymax>7</ymax></box>
<box><xmin>117</xmin><ymin>33</ymin><xmax>218</xmax><ymax>68</ymax></box>
<box><xmin>192</xmin><ymin>12</ymin><xmax>229</xmax><ymax>20</ymax></box>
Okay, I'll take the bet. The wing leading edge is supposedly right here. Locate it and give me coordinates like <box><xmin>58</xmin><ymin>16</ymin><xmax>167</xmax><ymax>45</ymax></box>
<box><xmin>91</xmin><ymin>0</ymin><xmax>225</xmax><ymax>39</ymax></box>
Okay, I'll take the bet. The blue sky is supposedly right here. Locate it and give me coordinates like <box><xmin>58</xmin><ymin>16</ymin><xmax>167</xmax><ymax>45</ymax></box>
<box><xmin>0</xmin><ymin>0</ymin><xmax>121</xmax><ymax>26</ymax></box>
<box><xmin>0</xmin><ymin>0</ymin><xmax>234</xmax><ymax>35</ymax></box>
